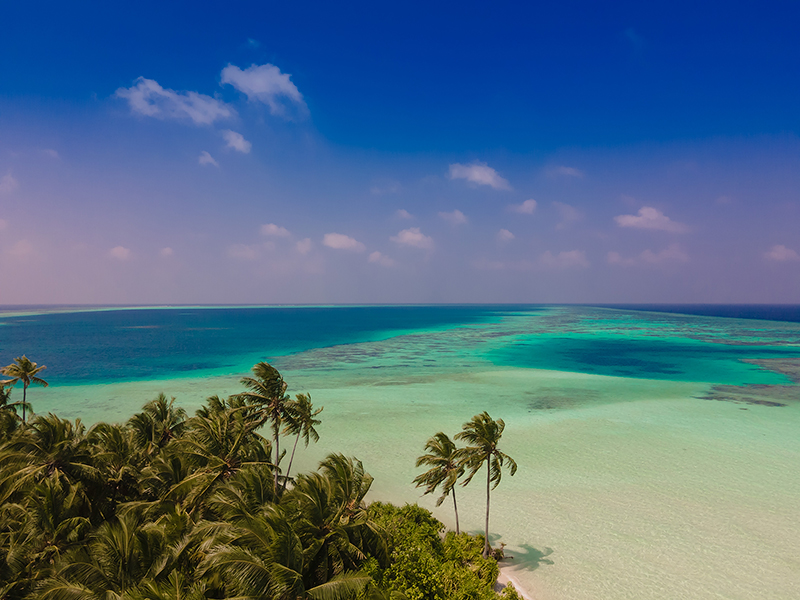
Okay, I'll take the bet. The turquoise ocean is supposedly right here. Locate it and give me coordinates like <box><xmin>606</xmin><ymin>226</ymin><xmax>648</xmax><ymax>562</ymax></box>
<box><xmin>2</xmin><ymin>304</ymin><xmax>800</xmax><ymax>599</ymax></box>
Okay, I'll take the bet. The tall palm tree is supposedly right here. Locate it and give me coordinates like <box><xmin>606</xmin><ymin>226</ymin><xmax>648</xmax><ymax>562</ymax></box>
<box><xmin>237</xmin><ymin>362</ymin><xmax>295</xmax><ymax>491</ymax></box>
<box><xmin>454</xmin><ymin>412</ymin><xmax>517</xmax><ymax>558</ymax></box>
<box><xmin>281</xmin><ymin>393</ymin><xmax>322</xmax><ymax>495</ymax></box>
<box><xmin>1</xmin><ymin>355</ymin><xmax>48</xmax><ymax>423</ymax></box>
<box><xmin>413</xmin><ymin>432</ymin><xmax>464</xmax><ymax>534</ymax></box>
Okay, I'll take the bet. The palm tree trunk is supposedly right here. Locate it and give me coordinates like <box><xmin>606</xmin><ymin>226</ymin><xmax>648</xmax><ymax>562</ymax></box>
<box><xmin>22</xmin><ymin>382</ymin><xmax>27</xmax><ymax>423</ymax></box>
<box><xmin>452</xmin><ymin>487</ymin><xmax>460</xmax><ymax>535</ymax></box>
<box><xmin>280</xmin><ymin>431</ymin><xmax>301</xmax><ymax>496</ymax></box>
<box><xmin>484</xmin><ymin>458</ymin><xmax>491</xmax><ymax>558</ymax></box>
<box><xmin>273</xmin><ymin>428</ymin><xmax>280</xmax><ymax>493</ymax></box>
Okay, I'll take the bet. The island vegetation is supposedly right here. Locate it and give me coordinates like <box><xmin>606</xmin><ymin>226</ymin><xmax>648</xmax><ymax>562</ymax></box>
<box><xmin>0</xmin><ymin>357</ymin><xmax>521</xmax><ymax>600</ymax></box>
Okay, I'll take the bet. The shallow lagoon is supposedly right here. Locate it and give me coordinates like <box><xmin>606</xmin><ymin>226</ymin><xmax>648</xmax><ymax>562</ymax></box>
<box><xmin>3</xmin><ymin>305</ymin><xmax>800</xmax><ymax>599</ymax></box>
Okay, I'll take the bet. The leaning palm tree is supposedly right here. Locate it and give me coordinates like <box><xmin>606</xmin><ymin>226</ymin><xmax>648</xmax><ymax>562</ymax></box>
<box><xmin>237</xmin><ymin>362</ymin><xmax>296</xmax><ymax>491</ymax></box>
<box><xmin>1</xmin><ymin>355</ymin><xmax>48</xmax><ymax>423</ymax></box>
<box><xmin>281</xmin><ymin>393</ymin><xmax>322</xmax><ymax>495</ymax></box>
<box><xmin>413</xmin><ymin>432</ymin><xmax>464</xmax><ymax>534</ymax></box>
<box><xmin>455</xmin><ymin>412</ymin><xmax>517</xmax><ymax>558</ymax></box>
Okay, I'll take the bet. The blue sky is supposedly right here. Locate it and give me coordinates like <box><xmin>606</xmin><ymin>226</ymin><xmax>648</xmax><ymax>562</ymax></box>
<box><xmin>1</xmin><ymin>1</ymin><xmax>799</xmax><ymax>304</ymax></box>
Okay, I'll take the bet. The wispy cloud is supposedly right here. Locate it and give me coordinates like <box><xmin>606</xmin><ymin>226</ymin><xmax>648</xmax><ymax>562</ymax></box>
<box><xmin>395</xmin><ymin>209</ymin><xmax>414</xmax><ymax>220</ymax></box>
<box><xmin>548</xmin><ymin>165</ymin><xmax>584</xmax><ymax>178</ymax></box>
<box><xmin>109</xmin><ymin>246</ymin><xmax>132</xmax><ymax>260</ymax></box>
<box><xmin>608</xmin><ymin>243</ymin><xmax>690</xmax><ymax>266</ymax></box>
<box><xmin>160</xmin><ymin>247</ymin><xmax>174</xmax><ymax>257</ymax></box>
<box><xmin>296</xmin><ymin>238</ymin><xmax>313</xmax><ymax>255</ymax></box>
<box><xmin>116</xmin><ymin>77</ymin><xmax>233</xmax><ymax>125</ymax></box>
<box><xmin>198</xmin><ymin>151</ymin><xmax>219</xmax><ymax>167</ymax></box>
<box><xmin>223</xmin><ymin>130</ymin><xmax>252</xmax><ymax>153</ymax></box>
<box><xmin>260</xmin><ymin>223</ymin><xmax>291</xmax><ymax>238</ymax></box>
<box><xmin>509</xmin><ymin>199</ymin><xmax>537</xmax><ymax>214</ymax></box>
<box><xmin>765</xmin><ymin>244</ymin><xmax>800</xmax><ymax>262</ymax></box>
<box><xmin>553</xmin><ymin>201</ymin><xmax>582</xmax><ymax>230</ymax></box>
<box><xmin>439</xmin><ymin>209</ymin><xmax>467</xmax><ymax>225</ymax></box>
<box><xmin>368</xmin><ymin>251</ymin><xmax>395</xmax><ymax>267</ymax></box>
<box><xmin>448</xmin><ymin>161</ymin><xmax>511</xmax><ymax>190</ymax></box>
<box><xmin>323</xmin><ymin>233</ymin><xmax>365</xmax><ymax>252</ymax></box>
<box><xmin>539</xmin><ymin>249</ymin><xmax>589</xmax><ymax>269</ymax></box>
<box><xmin>370</xmin><ymin>180</ymin><xmax>401</xmax><ymax>195</ymax></box>
<box><xmin>614</xmin><ymin>207</ymin><xmax>688</xmax><ymax>233</ymax></box>
<box><xmin>227</xmin><ymin>244</ymin><xmax>259</xmax><ymax>260</ymax></box>
<box><xmin>42</xmin><ymin>149</ymin><xmax>59</xmax><ymax>159</ymax></box>
<box><xmin>0</xmin><ymin>173</ymin><xmax>19</xmax><ymax>195</ymax></box>
<box><xmin>497</xmin><ymin>229</ymin><xmax>515</xmax><ymax>242</ymax></box>
<box><xmin>9</xmin><ymin>240</ymin><xmax>34</xmax><ymax>257</ymax></box>
<box><xmin>221</xmin><ymin>63</ymin><xmax>308</xmax><ymax>119</ymax></box>
<box><xmin>391</xmin><ymin>227</ymin><xmax>434</xmax><ymax>250</ymax></box>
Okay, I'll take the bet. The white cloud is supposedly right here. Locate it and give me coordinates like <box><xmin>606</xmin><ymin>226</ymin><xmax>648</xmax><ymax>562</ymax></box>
<box><xmin>323</xmin><ymin>233</ymin><xmax>365</xmax><ymax>252</ymax></box>
<box><xmin>765</xmin><ymin>244</ymin><xmax>800</xmax><ymax>262</ymax></box>
<box><xmin>549</xmin><ymin>165</ymin><xmax>584</xmax><ymax>178</ymax></box>
<box><xmin>222</xmin><ymin>130</ymin><xmax>252</xmax><ymax>154</ymax></box>
<box><xmin>160</xmin><ymin>247</ymin><xmax>174</xmax><ymax>257</ymax></box>
<box><xmin>608</xmin><ymin>243</ymin><xmax>690</xmax><ymax>266</ymax></box>
<box><xmin>395</xmin><ymin>209</ymin><xmax>414</xmax><ymax>219</ymax></box>
<box><xmin>553</xmin><ymin>201</ymin><xmax>582</xmax><ymax>229</ymax></box>
<box><xmin>261</xmin><ymin>223</ymin><xmax>291</xmax><ymax>238</ymax></box>
<box><xmin>391</xmin><ymin>227</ymin><xmax>434</xmax><ymax>250</ymax></box>
<box><xmin>368</xmin><ymin>251</ymin><xmax>395</xmax><ymax>267</ymax></box>
<box><xmin>614</xmin><ymin>206</ymin><xmax>688</xmax><ymax>233</ymax></box>
<box><xmin>227</xmin><ymin>244</ymin><xmax>259</xmax><ymax>260</ymax></box>
<box><xmin>296</xmin><ymin>238</ymin><xmax>313</xmax><ymax>255</ymax></box>
<box><xmin>116</xmin><ymin>77</ymin><xmax>233</xmax><ymax>125</ymax></box>
<box><xmin>109</xmin><ymin>246</ymin><xmax>132</xmax><ymax>260</ymax></box>
<box><xmin>0</xmin><ymin>174</ymin><xmax>19</xmax><ymax>195</ymax></box>
<box><xmin>509</xmin><ymin>199</ymin><xmax>537</xmax><ymax>214</ymax></box>
<box><xmin>497</xmin><ymin>229</ymin><xmax>515</xmax><ymax>242</ymax></box>
<box><xmin>439</xmin><ymin>209</ymin><xmax>467</xmax><ymax>225</ymax></box>
<box><xmin>448</xmin><ymin>162</ymin><xmax>511</xmax><ymax>190</ymax></box>
<box><xmin>198</xmin><ymin>151</ymin><xmax>219</xmax><ymax>167</ymax></box>
<box><xmin>539</xmin><ymin>249</ymin><xmax>589</xmax><ymax>269</ymax></box>
<box><xmin>42</xmin><ymin>149</ymin><xmax>59</xmax><ymax>159</ymax></box>
<box><xmin>220</xmin><ymin>63</ymin><xmax>308</xmax><ymax>119</ymax></box>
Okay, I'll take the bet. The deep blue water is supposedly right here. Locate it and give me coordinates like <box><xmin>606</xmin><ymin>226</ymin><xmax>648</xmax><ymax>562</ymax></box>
<box><xmin>2</xmin><ymin>304</ymin><xmax>799</xmax><ymax>388</ymax></box>
<box><xmin>0</xmin><ymin>305</ymin><xmax>536</xmax><ymax>384</ymax></box>
<box><xmin>596</xmin><ymin>304</ymin><xmax>800</xmax><ymax>323</ymax></box>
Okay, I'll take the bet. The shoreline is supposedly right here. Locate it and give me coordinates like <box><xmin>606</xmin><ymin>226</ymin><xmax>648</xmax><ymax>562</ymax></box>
<box><xmin>496</xmin><ymin>564</ymin><xmax>536</xmax><ymax>599</ymax></box>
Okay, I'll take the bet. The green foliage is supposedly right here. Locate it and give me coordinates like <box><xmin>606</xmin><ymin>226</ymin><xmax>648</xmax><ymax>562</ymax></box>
<box><xmin>0</xmin><ymin>360</ymin><xmax>512</xmax><ymax>600</ymax></box>
<box><xmin>499</xmin><ymin>582</ymin><xmax>523</xmax><ymax>600</ymax></box>
<box><xmin>367</xmin><ymin>503</ymin><xmax>499</xmax><ymax>600</ymax></box>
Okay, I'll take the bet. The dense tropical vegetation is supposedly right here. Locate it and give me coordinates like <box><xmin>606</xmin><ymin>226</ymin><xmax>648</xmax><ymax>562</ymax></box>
<box><xmin>0</xmin><ymin>359</ymin><xmax>521</xmax><ymax>600</ymax></box>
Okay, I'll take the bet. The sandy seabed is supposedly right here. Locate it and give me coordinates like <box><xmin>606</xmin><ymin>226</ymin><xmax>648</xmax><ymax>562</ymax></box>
<box><xmin>38</xmin><ymin>365</ymin><xmax>800</xmax><ymax>600</ymax></box>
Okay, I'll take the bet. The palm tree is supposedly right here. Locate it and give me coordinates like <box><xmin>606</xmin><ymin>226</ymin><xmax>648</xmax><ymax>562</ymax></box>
<box><xmin>281</xmin><ymin>393</ymin><xmax>322</xmax><ymax>495</ymax></box>
<box><xmin>202</xmin><ymin>505</ymin><xmax>372</xmax><ymax>599</ymax></box>
<box><xmin>237</xmin><ymin>362</ymin><xmax>296</xmax><ymax>491</ymax></box>
<box><xmin>454</xmin><ymin>412</ymin><xmax>517</xmax><ymax>558</ymax></box>
<box><xmin>1</xmin><ymin>355</ymin><xmax>48</xmax><ymax>423</ymax></box>
<box><xmin>413</xmin><ymin>432</ymin><xmax>464</xmax><ymax>534</ymax></box>
<box><xmin>127</xmin><ymin>393</ymin><xmax>187</xmax><ymax>458</ymax></box>
<box><xmin>0</xmin><ymin>414</ymin><xmax>99</xmax><ymax>506</ymax></box>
